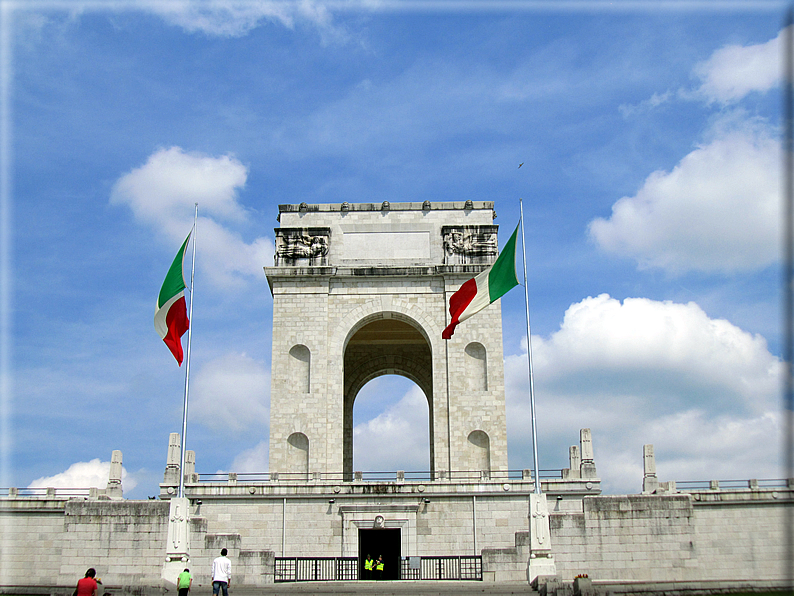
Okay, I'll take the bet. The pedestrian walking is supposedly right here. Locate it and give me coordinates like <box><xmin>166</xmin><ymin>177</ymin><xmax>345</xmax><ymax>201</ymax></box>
<box><xmin>211</xmin><ymin>548</ymin><xmax>232</xmax><ymax>596</ymax></box>
<box><xmin>177</xmin><ymin>568</ymin><xmax>192</xmax><ymax>596</ymax></box>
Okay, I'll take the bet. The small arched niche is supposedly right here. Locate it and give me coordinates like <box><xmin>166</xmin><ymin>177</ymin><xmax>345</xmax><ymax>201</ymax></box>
<box><xmin>467</xmin><ymin>430</ymin><xmax>491</xmax><ymax>476</ymax></box>
<box><xmin>289</xmin><ymin>344</ymin><xmax>311</xmax><ymax>393</ymax></box>
<box><xmin>287</xmin><ymin>432</ymin><xmax>309</xmax><ymax>480</ymax></box>
<box><xmin>464</xmin><ymin>342</ymin><xmax>487</xmax><ymax>391</ymax></box>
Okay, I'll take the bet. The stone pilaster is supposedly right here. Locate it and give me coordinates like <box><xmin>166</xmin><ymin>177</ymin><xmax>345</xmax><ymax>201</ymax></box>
<box><xmin>527</xmin><ymin>493</ymin><xmax>556</xmax><ymax>582</ymax></box>
<box><xmin>163</xmin><ymin>432</ymin><xmax>181</xmax><ymax>490</ymax></box>
<box><xmin>105</xmin><ymin>450</ymin><xmax>123</xmax><ymax>499</ymax></box>
<box><xmin>161</xmin><ymin>497</ymin><xmax>191</xmax><ymax>590</ymax></box>
<box><xmin>579</xmin><ymin>428</ymin><xmax>597</xmax><ymax>479</ymax></box>
<box><xmin>642</xmin><ymin>444</ymin><xmax>659</xmax><ymax>494</ymax></box>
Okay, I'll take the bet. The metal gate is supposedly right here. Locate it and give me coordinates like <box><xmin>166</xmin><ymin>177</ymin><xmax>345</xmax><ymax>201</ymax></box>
<box><xmin>274</xmin><ymin>557</ymin><xmax>358</xmax><ymax>582</ymax></box>
<box><xmin>274</xmin><ymin>555</ymin><xmax>482</xmax><ymax>581</ymax></box>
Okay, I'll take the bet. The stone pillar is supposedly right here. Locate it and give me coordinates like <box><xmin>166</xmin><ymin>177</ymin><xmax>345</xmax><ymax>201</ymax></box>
<box><xmin>579</xmin><ymin>428</ymin><xmax>597</xmax><ymax>479</ymax></box>
<box><xmin>642</xmin><ymin>444</ymin><xmax>659</xmax><ymax>494</ymax></box>
<box><xmin>184</xmin><ymin>450</ymin><xmax>196</xmax><ymax>484</ymax></box>
<box><xmin>105</xmin><ymin>450</ymin><xmax>123</xmax><ymax>499</ymax></box>
<box><xmin>526</xmin><ymin>493</ymin><xmax>556</xmax><ymax>583</ymax></box>
<box><xmin>164</xmin><ymin>433</ymin><xmax>181</xmax><ymax>486</ymax></box>
<box><xmin>569</xmin><ymin>445</ymin><xmax>581</xmax><ymax>479</ymax></box>
<box><xmin>161</xmin><ymin>496</ymin><xmax>191</xmax><ymax>590</ymax></box>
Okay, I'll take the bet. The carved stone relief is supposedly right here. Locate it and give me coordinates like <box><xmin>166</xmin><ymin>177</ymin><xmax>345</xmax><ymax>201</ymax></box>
<box><xmin>274</xmin><ymin>227</ymin><xmax>331</xmax><ymax>266</ymax></box>
<box><xmin>441</xmin><ymin>225</ymin><xmax>498</xmax><ymax>265</ymax></box>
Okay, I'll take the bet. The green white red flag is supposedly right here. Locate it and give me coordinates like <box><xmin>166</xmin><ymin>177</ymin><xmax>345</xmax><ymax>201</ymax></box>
<box><xmin>442</xmin><ymin>223</ymin><xmax>520</xmax><ymax>339</ymax></box>
<box><xmin>154</xmin><ymin>233</ymin><xmax>191</xmax><ymax>365</ymax></box>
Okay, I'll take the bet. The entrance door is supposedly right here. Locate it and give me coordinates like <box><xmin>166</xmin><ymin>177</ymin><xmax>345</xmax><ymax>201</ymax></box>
<box><xmin>358</xmin><ymin>528</ymin><xmax>401</xmax><ymax>580</ymax></box>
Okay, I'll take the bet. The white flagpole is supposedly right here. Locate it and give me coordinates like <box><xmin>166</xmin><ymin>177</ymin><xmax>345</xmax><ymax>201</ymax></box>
<box><xmin>178</xmin><ymin>204</ymin><xmax>198</xmax><ymax>499</ymax></box>
<box><xmin>519</xmin><ymin>198</ymin><xmax>541</xmax><ymax>494</ymax></box>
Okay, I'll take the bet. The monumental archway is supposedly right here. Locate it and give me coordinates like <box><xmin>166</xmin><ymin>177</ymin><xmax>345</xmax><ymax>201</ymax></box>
<box><xmin>265</xmin><ymin>201</ymin><xmax>509</xmax><ymax>478</ymax></box>
<box><xmin>343</xmin><ymin>315</ymin><xmax>434</xmax><ymax>479</ymax></box>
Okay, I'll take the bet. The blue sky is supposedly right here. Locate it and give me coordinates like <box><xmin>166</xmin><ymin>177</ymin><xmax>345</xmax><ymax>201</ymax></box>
<box><xmin>1</xmin><ymin>1</ymin><xmax>788</xmax><ymax>497</ymax></box>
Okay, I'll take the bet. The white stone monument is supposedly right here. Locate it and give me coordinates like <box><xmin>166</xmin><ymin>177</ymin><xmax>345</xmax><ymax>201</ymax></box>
<box><xmin>265</xmin><ymin>201</ymin><xmax>509</xmax><ymax>479</ymax></box>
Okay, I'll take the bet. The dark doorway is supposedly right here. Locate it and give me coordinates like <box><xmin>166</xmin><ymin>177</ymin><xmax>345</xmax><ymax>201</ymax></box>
<box><xmin>358</xmin><ymin>528</ymin><xmax>401</xmax><ymax>580</ymax></box>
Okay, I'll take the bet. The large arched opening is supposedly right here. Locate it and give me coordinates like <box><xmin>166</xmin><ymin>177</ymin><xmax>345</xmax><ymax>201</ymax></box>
<box><xmin>352</xmin><ymin>375</ymin><xmax>430</xmax><ymax>473</ymax></box>
<box><xmin>343</xmin><ymin>315</ymin><xmax>433</xmax><ymax>480</ymax></box>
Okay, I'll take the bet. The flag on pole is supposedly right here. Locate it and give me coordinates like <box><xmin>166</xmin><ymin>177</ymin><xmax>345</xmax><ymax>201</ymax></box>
<box><xmin>442</xmin><ymin>223</ymin><xmax>520</xmax><ymax>339</ymax></box>
<box><xmin>154</xmin><ymin>233</ymin><xmax>191</xmax><ymax>365</ymax></box>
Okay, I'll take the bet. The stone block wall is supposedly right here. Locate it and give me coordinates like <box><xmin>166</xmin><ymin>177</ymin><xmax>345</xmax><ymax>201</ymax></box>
<box><xmin>0</xmin><ymin>499</ymin><xmax>168</xmax><ymax>587</ymax></box>
<box><xmin>550</xmin><ymin>493</ymin><xmax>790</xmax><ymax>583</ymax></box>
<box><xmin>0</xmin><ymin>500</ymin><xmax>67</xmax><ymax>585</ymax></box>
<box><xmin>1</xmin><ymin>487</ymin><xmax>791</xmax><ymax>588</ymax></box>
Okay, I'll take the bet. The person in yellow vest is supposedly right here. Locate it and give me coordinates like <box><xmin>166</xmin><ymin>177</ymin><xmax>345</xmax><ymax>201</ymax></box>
<box><xmin>363</xmin><ymin>555</ymin><xmax>374</xmax><ymax>580</ymax></box>
<box><xmin>375</xmin><ymin>555</ymin><xmax>384</xmax><ymax>580</ymax></box>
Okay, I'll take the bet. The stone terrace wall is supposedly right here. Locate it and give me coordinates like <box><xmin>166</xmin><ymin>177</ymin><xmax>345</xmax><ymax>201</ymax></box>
<box><xmin>551</xmin><ymin>493</ymin><xmax>789</xmax><ymax>582</ymax></box>
<box><xmin>0</xmin><ymin>499</ymin><xmax>169</xmax><ymax>587</ymax></box>
<box><xmin>1</xmin><ymin>488</ymin><xmax>790</xmax><ymax>588</ymax></box>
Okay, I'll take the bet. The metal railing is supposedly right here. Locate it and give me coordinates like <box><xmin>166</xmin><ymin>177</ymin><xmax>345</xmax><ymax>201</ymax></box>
<box><xmin>400</xmin><ymin>556</ymin><xmax>482</xmax><ymax>580</ymax></box>
<box><xmin>0</xmin><ymin>487</ymin><xmax>92</xmax><ymax>498</ymax></box>
<box><xmin>274</xmin><ymin>556</ymin><xmax>483</xmax><ymax>582</ymax></box>
<box><xmin>195</xmin><ymin>469</ymin><xmax>563</xmax><ymax>483</ymax></box>
<box><xmin>275</xmin><ymin>557</ymin><xmax>357</xmax><ymax>582</ymax></box>
<box><xmin>675</xmin><ymin>478</ymin><xmax>791</xmax><ymax>491</ymax></box>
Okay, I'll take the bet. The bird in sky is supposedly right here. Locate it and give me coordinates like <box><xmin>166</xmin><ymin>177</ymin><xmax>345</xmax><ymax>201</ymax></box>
<box><xmin>518</xmin><ymin>163</ymin><xmax>523</xmax><ymax>168</ymax></box>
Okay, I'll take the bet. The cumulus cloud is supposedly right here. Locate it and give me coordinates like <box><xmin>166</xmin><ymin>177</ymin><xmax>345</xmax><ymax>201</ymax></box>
<box><xmin>191</xmin><ymin>353</ymin><xmax>270</xmax><ymax>432</ymax></box>
<box><xmin>110</xmin><ymin>147</ymin><xmax>274</xmax><ymax>288</ymax></box>
<box><xmin>504</xmin><ymin>294</ymin><xmax>782</xmax><ymax>494</ymax></box>
<box><xmin>588</xmin><ymin>121</ymin><xmax>779</xmax><ymax>274</ymax></box>
<box><xmin>353</xmin><ymin>384</ymin><xmax>431</xmax><ymax>472</ymax></box>
<box><xmin>28</xmin><ymin>458</ymin><xmax>138</xmax><ymax>492</ymax></box>
<box><xmin>692</xmin><ymin>27</ymin><xmax>787</xmax><ymax>104</ymax></box>
<box><xmin>231</xmin><ymin>440</ymin><xmax>269</xmax><ymax>473</ymax></box>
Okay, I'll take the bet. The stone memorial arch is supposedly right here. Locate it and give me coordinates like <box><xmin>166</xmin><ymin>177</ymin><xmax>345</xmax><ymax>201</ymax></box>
<box><xmin>265</xmin><ymin>201</ymin><xmax>509</xmax><ymax>479</ymax></box>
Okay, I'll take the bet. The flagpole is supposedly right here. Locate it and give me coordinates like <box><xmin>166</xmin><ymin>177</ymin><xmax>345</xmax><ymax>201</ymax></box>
<box><xmin>178</xmin><ymin>204</ymin><xmax>198</xmax><ymax>500</ymax></box>
<box><xmin>519</xmin><ymin>198</ymin><xmax>541</xmax><ymax>495</ymax></box>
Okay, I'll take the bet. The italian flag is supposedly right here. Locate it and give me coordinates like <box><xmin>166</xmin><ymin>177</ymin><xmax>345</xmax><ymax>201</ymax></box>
<box><xmin>442</xmin><ymin>223</ymin><xmax>520</xmax><ymax>339</ymax></box>
<box><xmin>154</xmin><ymin>233</ymin><xmax>191</xmax><ymax>365</ymax></box>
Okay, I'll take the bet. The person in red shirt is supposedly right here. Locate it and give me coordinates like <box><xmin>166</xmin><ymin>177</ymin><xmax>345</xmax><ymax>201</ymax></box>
<box><xmin>75</xmin><ymin>568</ymin><xmax>98</xmax><ymax>596</ymax></box>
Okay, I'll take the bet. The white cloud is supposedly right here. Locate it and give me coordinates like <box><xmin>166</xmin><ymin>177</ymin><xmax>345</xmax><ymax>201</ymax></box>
<box><xmin>191</xmin><ymin>353</ymin><xmax>270</xmax><ymax>432</ymax></box>
<box><xmin>692</xmin><ymin>27</ymin><xmax>786</xmax><ymax>104</ymax></box>
<box><xmin>618</xmin><ymin>90</ymin><xmax>672</xmax><ymax>117</ymax></box>
<box><xmin>28</xmin><ymin>458</ymin><xmax>138</xmax><ymax>492</ymax></box>
<box><xmin>110</xmin><ymin>147</ymin><xmax>274</xmax><ymax>288</ymax></box>
<box><xmin>231</xmin><ymin>440</ymin><xmax>269</xmax><ymax>473</ymax></box>
<box><xmin>505</xmin><ymin>294</ymin><xmax>782</xmax><ymax>494</ymax></box>
<box><xmin>111</xmin><ymin>146</ymin><xmax>248</xmax><ymax>227</ymax></box>
<box><xmin>353</xmin><ymin>385</ymin><xmax>431</xmax><ymax>472</ymax></box>
<box><xmin>588</xmin><ymin>121</ymin><xmax>779</xmax><ymax>274</ymax></box>
<box><xmin>138</xmin><ymin>0</ymin><xmax>346</xmax><ymax>42</ymax></box>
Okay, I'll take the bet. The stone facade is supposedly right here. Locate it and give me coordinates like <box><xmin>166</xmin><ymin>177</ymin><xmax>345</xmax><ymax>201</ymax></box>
<box><xmin>265</xmin><ymin>202</ymin><xmax>509</xmax><ymax>479</ymax></box>
<box><xmin>1</xmin><ymin>471</ymin><xmax>791</xmax><ymax>589</ymax></box>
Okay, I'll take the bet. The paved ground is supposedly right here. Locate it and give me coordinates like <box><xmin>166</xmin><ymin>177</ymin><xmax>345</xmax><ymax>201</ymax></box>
<box><xmin>0</xmin><ymin>582</ymin><xmax>539</xmax><ymax>596</ymax></box>
<box><xmin>204</xmin><ymin>583</ymin><xmax>538</xmax><ymax>596</ymax></box>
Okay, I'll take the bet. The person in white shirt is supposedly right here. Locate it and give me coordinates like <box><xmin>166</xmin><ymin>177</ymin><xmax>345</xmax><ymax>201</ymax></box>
<box><xmin>211</xmin><ymin>548</ymin><xmax>232</xmax><ymax>596</ymax></box>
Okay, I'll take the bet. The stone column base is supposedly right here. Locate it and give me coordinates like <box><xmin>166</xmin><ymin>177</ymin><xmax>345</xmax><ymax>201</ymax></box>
<box><xmin>528</xmin><ymin>556</ymin><xmax>557</xmax><ymax>584</ymax></box>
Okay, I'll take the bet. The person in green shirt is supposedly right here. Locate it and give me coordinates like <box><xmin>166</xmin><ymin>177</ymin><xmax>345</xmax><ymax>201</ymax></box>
<box><xmin>363</xmin><ymin>555</ymin><xmax>374</xmax><ymax>580</ymax></box>
<box><xmin>177</xmin><ymin>569</ymin><xmax>192</xmax><ymax>596</ymax></box>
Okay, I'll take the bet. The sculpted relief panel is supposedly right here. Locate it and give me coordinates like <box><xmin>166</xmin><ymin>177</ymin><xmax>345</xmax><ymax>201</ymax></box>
<box><xmin>274</xmin><ymin>227</ymin><xmax>331</xmax><ymax>266</ymax></box>
<box><xmin>442</xmin><ymin>225</ymin><xmax>498</xmax><ymax>265</ymax></box>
